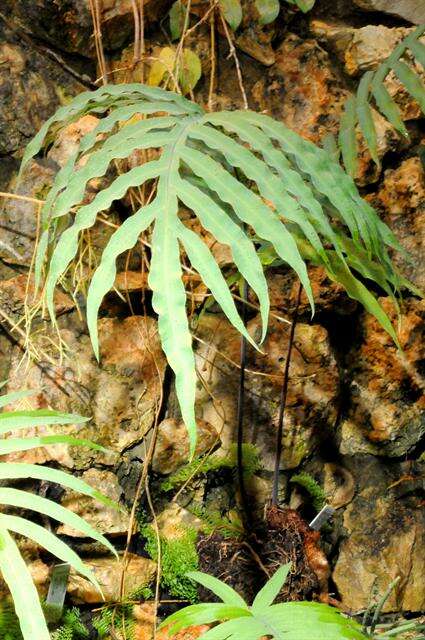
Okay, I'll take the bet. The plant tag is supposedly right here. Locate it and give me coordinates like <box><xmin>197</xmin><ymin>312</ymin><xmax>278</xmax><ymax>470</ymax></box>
<box><xmin>309</xmin><ymin>505</ymin><xmax>335</xmax><ymax>531</ymax></box>
<box><xmin>44</xmin><ymin>563</ymin><xmax>70</xmax><ymax>624</ymax></box>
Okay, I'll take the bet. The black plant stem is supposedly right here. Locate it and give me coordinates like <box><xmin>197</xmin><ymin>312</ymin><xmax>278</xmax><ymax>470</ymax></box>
<box><xmin>271</xmin><ymin>283</ymin><xmax>303</xmax><ymax>507</ymax></box>
<box><xmin>237</xmin><ymin>277</ymin><xmax>250</xmax><ymax>526</ymax></box>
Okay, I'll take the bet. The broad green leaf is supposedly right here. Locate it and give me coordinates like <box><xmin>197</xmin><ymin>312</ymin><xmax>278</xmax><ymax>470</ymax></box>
<box><xmin>339</xmin><ymin>95</ymin><xmax>358</xmax><ymax>177</ymax></box>
<box><xmin>219</xmin><ymin>0</ymin><xmax>243</xmax><ymax>30</ymax></box>
<box><xmin>266</xmin><ymin>602</ymin><xmax>366</xmax><ymax>639</ymax></box>
<box><xmin>0</xmin><ymin>526</ymin><xmax>50</xmax><ymax>640</ymax></box>
<box><xmin>0</xmin><ymin>488</ymin><xmax>116</xmax><ymax>556</ymax></box>
<box><xmin>169</xmin><ymin>0</ymin><xmax>185</xmax><ymax>40</ymax></box>
<box><xmin>252</xmin><ymin>564</ymin><xmax>291</xmax><ymax>612</ymax></box>
<box><xmin>0</xmin><ymin>463</ymin><xmax>119</xmax><ymax>510</ymax></box>
<box><xmin>0</xmin><ymin>435</ymin><xmax>107</xmax><ymax>455</ymax></box>
<box><xmin>186</xmin><ymin>571</ymin><xmax>247</xmax><ymax>608</ymax></box>
<box><xmin>0</xmin><ymin>390</ymin><xmax>37</xmax><ymax>409</ymax></box>
<box><xmin>392</xmin><ymin>60</ymin><xmax>425</xmax><ymax>113</ymax></box>
<box><xmin>0</xmin><ymin>410</ymin><xmax>88</xmax><ymax>434</ymax></box>
<box><xmin>87</xmin><ymin>202</ymin><xmax>157</xmax><ymax>359</ymax></box>
<box><xmin>179</xmin><ymin>49</ymin><xmax>202</xmax><ymax>95</ymax></box>
<box><xmin>255</xmin><ymin>0</ymin><xmax>280</xmax><ymax>24</ymax></box>
<box><xmin>356</xmin><ymin>71</ymin><xmax>379</xmax><ymax>166</ymax></box>
<box><xmin>0</xmin><ymin>514</ymin><xmax>103</xmax><ymax>595</ymax></box>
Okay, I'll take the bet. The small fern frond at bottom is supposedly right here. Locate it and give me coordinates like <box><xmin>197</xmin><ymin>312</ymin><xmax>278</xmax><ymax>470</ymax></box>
<box><xmin>19</xmin><ymin>82</ymin><xmax>412</xmax><ymax>453</ymax></box>
<box><xmin>339</xmin><ymin>24</ymin><xmax>425</xmax><ymax>177</ymax></box>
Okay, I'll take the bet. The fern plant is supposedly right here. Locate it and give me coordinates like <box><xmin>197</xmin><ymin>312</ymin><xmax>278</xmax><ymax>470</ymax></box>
<box><xmin>0</xmin><ymin>387</ymin><xmax>117</xmax><ymax>640</ymax></box>
<box><xmin>19</xmin><ymin>83</ymin><xmax>411</xmax><ymax>453</ymax></box>
<box><xmin>159</xmin><ymin>564</ymin><xmax>367</xmax><ymax>639</ymax></box>
<box><xmin>339</xmin><ymin>24</ymin><xmax>425</xmax><ymax>177</ymax></box>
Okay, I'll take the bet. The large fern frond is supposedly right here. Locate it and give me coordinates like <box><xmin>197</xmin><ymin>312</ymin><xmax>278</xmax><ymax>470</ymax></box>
<box><xmin>339</xmin><ymin>24</ymin><xmax>425</xmax><ymax>176</ymax></box>
<box><xmin>19</xmin><ymin>84</ymin><xmax>409</xmax><ymax>453</ymax></box>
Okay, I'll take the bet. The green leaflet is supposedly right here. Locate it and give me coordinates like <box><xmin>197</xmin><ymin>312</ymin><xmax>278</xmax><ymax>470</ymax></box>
<box><xmin>219</xmin><ymin>0</ymin><xmax>243</xmax><ymax>30</ymax></box>
<box><xmin>0</xmin><ymin>389</ymin><xmax>37</xmax><ymax>409</ymax></box>
<box><xmin>338</xmin><ymin>24</ymin><xmax>425</xmax><ymax>172</ymax></box>
<box><xmin>251</xmin><ymin>564</ymin><xmax>291</xmax><ymax>612</ymax></box>
<box><xmin>0</xmin><ymin>514</ymin><xmax>103</xmax><ymax>594</ymax></box>
<box><xmin>255</xmin><ymin>0</ymin><xmax>280</xmax><ymax>24</ymax></box>
<box><xmin>0</xmin><ymin>463</ymin><xmax>118</xmax><ymax>510</ymax></box>
<box><xmin>178</xmin><ymin>222</ymin><xmax>258</xmax><ymax>349</ymax></box>
<box><xmin>169</xmin><ymin>0</ymin><xmax>185</xmax><ymax>40</ymax></box>
<box><xmin>0</xmin><ymin>527</ymin><xmax>51</xmax><ymax>640</ymax></box>
<box><xmin>176</xmin><ymin>179</ymin><xmax>269</xmax><ymax>342</ymax></box>
<box><xmin>0</xmin><ymin>434</ymin><xmax>108</xmax><ymax>455</ymax></box>
<box><xmin>0</xmin><ymin>488</ymin><xmax>116</xmax><ymax>556</ymax></box>
<box><xmin>185</xmin><ymin>571</ymin><xmax>247</xmax><ymax>608</ymax></box>
<box><xmin>20</xmin><ymin>84</ymin><xmax>409</xmax><ymax>452</ymax></box>
<box><xmin>0</xmin><ymin>409</ymin><xmax>88</xmax><ymax>434</ymax></box>
<box><xmin>392</xmin><ymin>60</ymin><xmax>425</xmax><ymax>113</ymax></box>
<box><xmin>339</xmin><ymin>95</ymin><xmax>358</xmax><ymax>177</ymax></box>
<box><xmin>356</xmin><ymin>71</ymin><xmax>379</xmax><ymax>166</ymax></box>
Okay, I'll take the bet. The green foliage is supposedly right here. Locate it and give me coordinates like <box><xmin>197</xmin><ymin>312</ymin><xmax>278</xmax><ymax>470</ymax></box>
<box><xmin>339</xmin><ymin>24</ymin><xmax>425</xmax><ymax>177</ymax></box>
<box><xmin>20</xmin><ymin>84</ymin><xmax>409</xmax><ymax>454</ymax></box>
<box><xmin>51</xmin><ymin>608</ymin><xmax>89</xmax><ymax>640</ymax></box>
<box><xmin>159</xmin><ymin>564</ymin><xmax>367</xmax><ymax>639</ymax></box>
<box><xmin>0</xmin><ymin>388</ymin><xmax>117</xmax><ymax>640</ymax></box>
<box><xmin>0</xmin><ymin>599</ymin><xmax>23</xmax><ymax>640</ymax></box>
<box><xmin>190</xmin><ymin>505</ymin><xmax>245</xmax><ymax>540</ymax></box>
<box><xmin>290</xmin><ymin>472</ymin><xmax>326</xmax><ymax>512</ymax></box>
<box><xmin>160</xmin><ymin>443</ymin><xmax>262</xmax><ymax>492</ymax></box>
<box><xmin>141</xmin><ymin>524</ymin><xmax>199</xmax><ymax>602</ymax></box>
<box><xmin>92</xmin><ymin>585</ymin><xmax>153</xmax><ymax>640</ymax></box>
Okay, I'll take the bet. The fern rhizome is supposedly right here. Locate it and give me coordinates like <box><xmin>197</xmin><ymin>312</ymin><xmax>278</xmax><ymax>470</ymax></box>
<box><xmin>19</xmin><ymin>82</ymin><xmax>413</xmax><ymax>450</ymax></box>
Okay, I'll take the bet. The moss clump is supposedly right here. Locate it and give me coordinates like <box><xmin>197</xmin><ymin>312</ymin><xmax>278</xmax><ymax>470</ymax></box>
<box><xmin>290</xmin><ymin>472</ymin><xmax>326</xmax><ymax>512</ymax></box>
<box><xmin>160</xmin><ymin>443</ymin><xmax>262</xmax><ymax>492</ymax></box>
<box><xmin>141</xmin><ymin>524</ymin><xmax>199</xmax><ymax>602</ymax></box>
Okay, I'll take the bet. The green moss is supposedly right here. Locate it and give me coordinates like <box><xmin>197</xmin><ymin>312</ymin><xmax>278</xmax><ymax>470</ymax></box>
<box><xmin>161</xmin><ymin>443</ymin><xmax>262</xmax><ymax>492</ymax></box>
<box><xmin>190</xmin><ymin>504</ymin><xmax>244</xmax><ymax>539</ymax></box>
<box><xmin>141</xmin><ymin>524</ymin><xmax>199</xmax><ymax>602</ymax></box>
<box><xmin>290</xmin><ymin>472</ymin><xmax>326</xmax><ymax>512</ymax></box>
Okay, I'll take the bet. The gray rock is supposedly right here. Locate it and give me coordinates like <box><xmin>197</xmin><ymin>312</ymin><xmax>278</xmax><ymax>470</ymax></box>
<box><xmin>353</xmin><ymin>0</ymin><xmax>425</xmax><ymax>25</ymax></box>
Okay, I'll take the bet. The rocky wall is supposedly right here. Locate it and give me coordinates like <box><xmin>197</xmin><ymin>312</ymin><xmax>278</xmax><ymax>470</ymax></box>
<box><xmin>0</xmin><ymin>0</ymin><xmax>424</xmax><ymax>626</ymax></box>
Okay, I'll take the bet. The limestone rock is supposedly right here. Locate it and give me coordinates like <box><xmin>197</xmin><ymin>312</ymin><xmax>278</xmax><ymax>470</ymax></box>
<box><xmin>151</xmin><ymin>418</ymin><xmax>219</xmax><ymax>474</ymax></box>
<box><xmin>67</xmin><ymin>553</ymin><xmax>156</xmax><ymax>603</ymax></box>
<box><xmin>1</xmin><ymin>0</ymin><xmax>167</xmax><ymax>57</ymax></box>
<box><xmin>1</xmin><ymin>314</ymin><xmax>166</xmax><ymax>469</ymax></box>
<box><xmin>196</xmin><ymin>313</ymin><xmax>339</xmax><ymax>471</ymax></box>
<box><xmin>263</xmin><ymin>34</ymin><xmax>348</xmax><ymax>144</ymax></box>
<box><xmin>372</xmin><ymin>157</ymin><xmax>425</xmax><ymax>292</ymax></box>
<box><xmin>353</xmin><ymin>0</ymin><xmax>425</xmax><ymax>25</ymax></box>
<box><xmin>57</xmin><ymin>468</ymin><xmax>129</xmax><ymax>537</ymax></box>
<box><xmin>341</xmin><ymin>298</ymin><xmax>425</xmax><ymax>457</ymax></box>
<box><xmin>0</xmin><ymin>161</ymin><xmax>55</xmax><ymax>267</ymax></box>
<box><xmin>0</xmin><ymin>22</ymin><xmax>84</xmax><ymax>156</ymax></box>
<box><xmin>333</xmin><ymin>461</ymin><xmax>425</xmax><ymax>612</ymax></box>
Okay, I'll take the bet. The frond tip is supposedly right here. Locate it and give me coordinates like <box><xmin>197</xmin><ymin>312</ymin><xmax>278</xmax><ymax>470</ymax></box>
<box><xmin>20</xmin><ymin>82</ymin><xmax>412</xmax><ymax>451</ymax></box>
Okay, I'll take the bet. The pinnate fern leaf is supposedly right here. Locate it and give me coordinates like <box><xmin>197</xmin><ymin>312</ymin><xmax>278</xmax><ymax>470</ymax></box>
<box><xmin>340</xmin><ymin>23</ymin><xmax>425</xmax><ymax>174</ymax></box>
<box><xmin>20</xmin><ymin>83</ymin><xmax>408</xmax><ymax>453</ymax></box>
